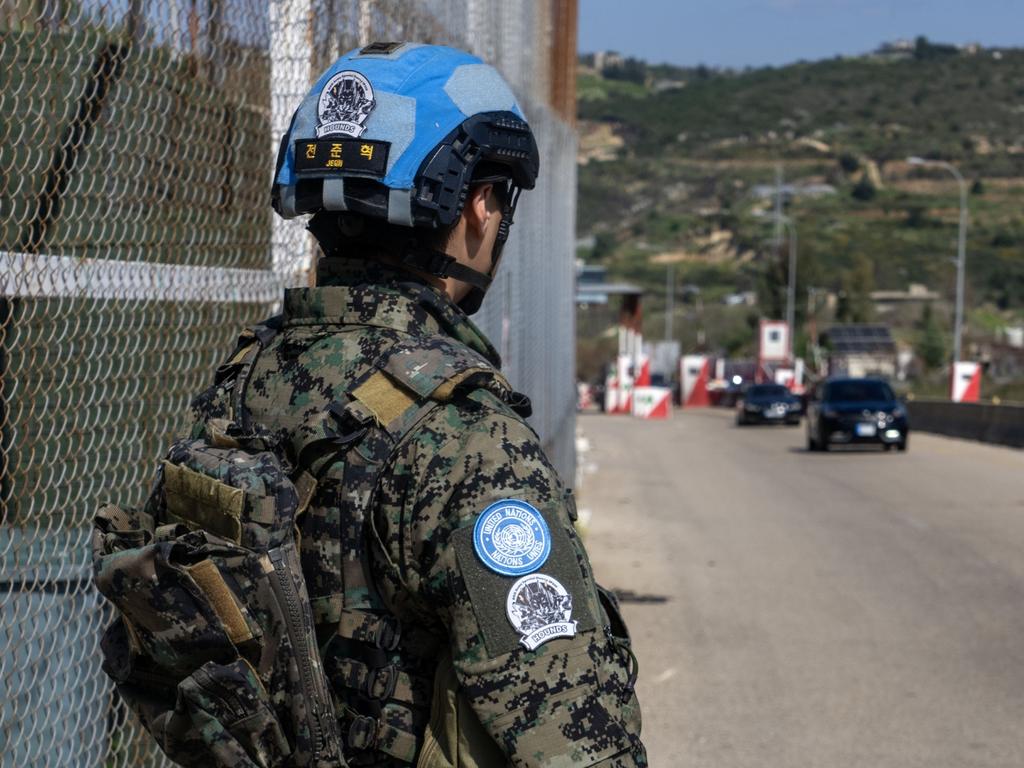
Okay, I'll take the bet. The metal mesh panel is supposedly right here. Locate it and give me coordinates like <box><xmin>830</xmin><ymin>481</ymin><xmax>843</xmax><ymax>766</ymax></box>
<box><xmin>0</xmin><ymin>2</ymin><xmax>576</xmax><ymax>764</ymax></box>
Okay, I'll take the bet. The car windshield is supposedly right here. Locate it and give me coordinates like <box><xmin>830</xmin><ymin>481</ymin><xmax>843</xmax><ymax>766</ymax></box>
<box><xmin>748</xmin><ymin>385</ymin><xmax>789</xmax><ymax>398</ymax></box>
<box><xmin>825</xmin><ymin>380</ymin><xmax>895</xmax><ymax>402</ymax></box>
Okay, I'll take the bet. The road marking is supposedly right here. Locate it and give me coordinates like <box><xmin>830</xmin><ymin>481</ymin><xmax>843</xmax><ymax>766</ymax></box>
<box><xmin>654</xmin><ymin>667</ymin><xmax>677</xmax><ymax>684</ymax></box>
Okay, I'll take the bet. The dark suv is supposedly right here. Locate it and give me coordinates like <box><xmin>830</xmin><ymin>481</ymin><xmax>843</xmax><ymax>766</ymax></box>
<box><xmin>736</xmin><ymin>384</ymin><xmax>802</xmax><ymax>426</ymax></box>
<box><xmin>806</xmin><ymin>377</ymin><xmax>909</xmax><ymax>452</ymax></box>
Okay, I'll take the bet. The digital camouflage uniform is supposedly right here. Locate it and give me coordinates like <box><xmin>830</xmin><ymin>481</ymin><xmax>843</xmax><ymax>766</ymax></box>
<box><xmin>190</xmin><ymin>257</ymin><xmax>647</xmax><ymax>767</ymax></box>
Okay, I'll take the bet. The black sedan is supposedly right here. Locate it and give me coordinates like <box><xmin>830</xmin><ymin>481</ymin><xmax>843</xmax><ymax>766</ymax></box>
<box><xmin>806</xmin><ymin>377</ymin><xmax>909</xmax><ymax>452</ymax></box>
<box><xmin>736</xmin><ymin>384</ymin><xmax>802</xmax><ymax>426</ymax></box>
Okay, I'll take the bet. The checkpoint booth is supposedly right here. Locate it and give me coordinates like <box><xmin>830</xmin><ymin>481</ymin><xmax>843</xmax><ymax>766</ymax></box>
<box><xmin>680</xmin><ymin>355</ymin><xmax>711</xmax><ymax>408</ymax></box>
<box><xmin>951</xmin><ymin>361</ymin><xmax>982</xmax><ymax>403</ymax></box>
<box><xmin>576</xmin><ymin>272</ymin><xmax>645</xmax><ymax>415</ymax></box>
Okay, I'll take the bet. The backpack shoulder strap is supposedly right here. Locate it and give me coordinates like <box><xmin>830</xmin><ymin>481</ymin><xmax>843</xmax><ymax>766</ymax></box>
<box><xmin>288</xmin><ymin>335</ymin><xmax>517</xmax><ymax>763</ymax></box>
<box><xmin>212</xmin><ymin>314</ymin><xmax>284</xmax><ymax>430</ymax></box>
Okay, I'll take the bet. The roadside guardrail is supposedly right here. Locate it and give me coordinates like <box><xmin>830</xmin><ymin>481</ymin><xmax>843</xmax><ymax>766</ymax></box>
<box><xmin>907</xmin><ymin>399</ymin><xmax>1024</xmax><ymax>448</ymax></box>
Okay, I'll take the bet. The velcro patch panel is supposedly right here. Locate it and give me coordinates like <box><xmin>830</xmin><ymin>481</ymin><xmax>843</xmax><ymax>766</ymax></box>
<box><xmin>294</xmin><ymin>139</ymin><xmax>389</xmax><ymax>177</ymax></box>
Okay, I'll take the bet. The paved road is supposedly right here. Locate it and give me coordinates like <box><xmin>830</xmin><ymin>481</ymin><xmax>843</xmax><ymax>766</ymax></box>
<box><xmin>579</xmin><ymin>409</ymin><xmax>1024</xmax><ymax>768</ymax></box>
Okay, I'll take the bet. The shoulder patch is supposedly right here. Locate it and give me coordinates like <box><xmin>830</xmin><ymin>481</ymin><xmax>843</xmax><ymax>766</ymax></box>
<box><xmin>453</xmin><ymin>512</ymin><xmax>598</xmax><ymax>656</ymax></box>
<box><xmin>506</xmin><ymin>574</ymin><xmax>578</xmax><ymax>650</ymax></box>
<box><xmin>381</xmin><ymin>336</ymin><xmax>506</xmax><ymax>400</ymax></box>
<box><xmin>472</xmin><ymin>499</ymin><xmax>550</xmax><ymax>576</ymax></box>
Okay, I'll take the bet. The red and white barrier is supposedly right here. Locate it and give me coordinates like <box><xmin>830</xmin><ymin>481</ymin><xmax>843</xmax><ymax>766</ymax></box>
<box><xmin>632</xmin><ymin>387</ymin><xmax>672</xmax><ymax>419</ymax></box>
<box><xmin>681</xmin><ymin>355</ymin><xmax>711</xmax><ymax>408</ymax></box>
<box><xmin>951</xmin><ymin>361</ymin><xmax>981</xmax><ymax>403</ymax></box>
<box><xmin>635</xmin><ymin>355</ymin><xmax>651</xmax><ymax>387</ymax></box>
<box><xmin>604</xmin><ymin>376</ymin><xmax>621</xmax><ymax>413</ymax></box>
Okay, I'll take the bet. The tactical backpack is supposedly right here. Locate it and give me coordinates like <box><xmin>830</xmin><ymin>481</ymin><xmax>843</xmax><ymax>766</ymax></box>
<box><xmin>93</xmin><ymin>317</ymin><xmax>524</xmax><ymax>768</ymax></box>
<box><xmin>92</xmin><ymin>317</ymin><xmax>348</xmax><ymax>766</ymax></box>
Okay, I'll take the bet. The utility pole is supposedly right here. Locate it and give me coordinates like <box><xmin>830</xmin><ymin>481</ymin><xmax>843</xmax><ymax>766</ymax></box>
<box><xmin>774</xmin><ymin>163</ymin><xmax>784</xmax><ymax>265</ymax></box>
<box><xmin>785</xmin><ymin>219</ymin><xmax>797</xmax><ymax>363</ymax></box>
<box><xmin>665</xmin><ymin>264</ymin><xmax>674</xmax><ymax>341</ymax></box>
<box><xmin>907</xmin><ymin>157</ymin><xmax>969</xmax><ymax>363</ymax></box>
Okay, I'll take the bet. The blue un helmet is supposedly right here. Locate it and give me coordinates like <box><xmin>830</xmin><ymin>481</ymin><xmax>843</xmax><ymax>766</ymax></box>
<box><xmin>272</xmin><ymin>42</ymin><xmax>540</xmax><ymax>313</ymax></box>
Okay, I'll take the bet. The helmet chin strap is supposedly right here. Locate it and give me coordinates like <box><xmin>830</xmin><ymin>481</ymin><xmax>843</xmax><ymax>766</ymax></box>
<box><xmin>398</xmin><ymin>247</ymin><xmax>492</xmax><ymax>314</ymax></box>
<box><xmin>402</xmin><ymin>184</ymin><xmax>520</xmax><ymax>315</ymax></box>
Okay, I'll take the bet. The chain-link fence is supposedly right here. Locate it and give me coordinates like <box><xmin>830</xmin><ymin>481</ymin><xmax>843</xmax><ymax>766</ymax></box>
<box><xmin>0</xmin><ymin>2</ymin><xmax>577</xmax><ymax>764</ymax></box>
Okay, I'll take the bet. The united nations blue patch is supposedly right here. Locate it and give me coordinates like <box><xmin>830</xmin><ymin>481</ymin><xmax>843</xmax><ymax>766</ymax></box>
<box><xmin>473</xmin><ymin>500</ymin><xmax>551</xmax><ymax>577</ymax></box>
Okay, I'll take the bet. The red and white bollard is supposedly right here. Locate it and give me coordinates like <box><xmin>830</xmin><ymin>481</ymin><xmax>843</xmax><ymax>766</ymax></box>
<box><xmin>951</xmin><ymin>361</ymin><xmax>981</xmax><ymax>403</ymax></box>
<box><xmin>632</xmin><ymin>387</ymin><xmax>673</xmax><ymax>419</ymax></box>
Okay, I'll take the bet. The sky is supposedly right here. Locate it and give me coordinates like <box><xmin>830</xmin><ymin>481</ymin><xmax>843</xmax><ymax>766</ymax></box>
<box><xmin>578</xmin><ymin>0</ymin><xmax>1023</xmax><ymax>69</ymax></box>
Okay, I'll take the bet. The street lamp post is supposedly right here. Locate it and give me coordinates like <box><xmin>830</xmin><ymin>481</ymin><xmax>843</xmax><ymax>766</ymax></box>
<box><xmin>907</xmin><ymin>156</ymin><xmax>969</xmax><ymax>364</ymax></box>
<box><xmin>758</xmin><ymin>214</ymin><xmax>798</xmax><ymax>363</ymax></box>
<box><xmin>782</xmin><ymin>218</ymin><xmax>797</xmax><ymax>363</ymax></box>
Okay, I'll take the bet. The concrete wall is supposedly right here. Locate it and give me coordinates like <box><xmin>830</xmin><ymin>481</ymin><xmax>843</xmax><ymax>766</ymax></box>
<box><xmin>908</xmin><ymin>399</ymin><xmax>1024</xmax><ymax>448</ymax></box>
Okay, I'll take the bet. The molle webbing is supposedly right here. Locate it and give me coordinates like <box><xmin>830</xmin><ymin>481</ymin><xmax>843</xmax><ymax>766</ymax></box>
<box><xmin>160</xmin><ymin>460</ymin><xmax>246</xmax><ymax>543</ymax></box>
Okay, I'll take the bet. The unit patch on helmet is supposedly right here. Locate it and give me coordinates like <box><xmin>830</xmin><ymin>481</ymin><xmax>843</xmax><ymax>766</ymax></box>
<box><xmin>473</xmin><ymin>499</ymin><xmax>551</xmax><ymax>576</ymax></box>
<box><xmin>506</xmin><ymin>574</ymin><xmax>578</xmax><ymax>650</ymax></box>
<box><xmin>316</xmin><ymin>70</ymin><xmax>375</xmax><ymax>138</ymax></box>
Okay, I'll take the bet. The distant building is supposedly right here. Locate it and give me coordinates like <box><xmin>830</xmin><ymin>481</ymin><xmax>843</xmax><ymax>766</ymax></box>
<box><xmin>1002</xmin><ymin>326</ymin><xmax>1024</xmax><ymax>349</ymax></box>
<box><xmin>873</xmin><ymin>39</ymin><xmax>915</xmax><ymax>61</ymax></box>
<box><xmin>723</xmin><ymin>291</ymin><xmax>757</xmax><ymax>307</ymax></box>
<box><xmin>575</xmin><ymin>263</ymin><xmax>642</xmax><ymax>306</ymax></box>
<box><xmin>750</xmin><ymin>183</ymin><xmax>836</xmax><ymax>201</ymax></box>
<box><xmin>871</xmin><ymin>283</ymin><xmax>940</xmax><ymax>313</ymax></box>
<box><xmin>592</xmin><ymin>51</ymin><xmax>624</xmax><ymax>72</ymax></box>
<box><xmin>823</xmin><ymin>325</ymin><xmax>898</xmax><ymax>379</ymax></box>
<box><xmin>651</xmin><ymin>79</ymin><xmax>686</xmax><ymax>94</ymax></box>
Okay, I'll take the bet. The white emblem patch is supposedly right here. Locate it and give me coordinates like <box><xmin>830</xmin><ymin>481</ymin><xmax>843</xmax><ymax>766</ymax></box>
<box><xmin>316</xmin><ymin>70</ymin><xmax>375</xmax><ymax>138</ymax></box>
<box><xmin>506</xmin><ymin>574</ymin><xmax>577</xmax><ymax>651</ymax></box>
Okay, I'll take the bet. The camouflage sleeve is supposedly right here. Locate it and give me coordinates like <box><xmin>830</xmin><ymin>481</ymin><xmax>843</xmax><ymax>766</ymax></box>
<box><xmin>392</xmin><ymin>399</ymin><xmax>647</xmax><ymax>767</ymax></box>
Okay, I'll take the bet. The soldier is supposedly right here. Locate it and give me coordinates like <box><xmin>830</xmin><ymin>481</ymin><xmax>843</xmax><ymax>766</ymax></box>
<box><xmin>195</xmin><ymin>43</ymin><xmax>646</xmax><ymax>766</ymax></box>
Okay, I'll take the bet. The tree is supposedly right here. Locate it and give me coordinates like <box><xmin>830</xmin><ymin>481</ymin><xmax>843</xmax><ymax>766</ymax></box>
<box><xmin>835</xmin><ymin>253</ymin><xmax>875</xmax><ymax>323</ymax></box>
<box><xmin>916</xmin><ymin>303</ymin><xmax>947</xmax><ymax>369</ymax></box>
<box><xmin>851</xmin><ymin>175</ymin><xmax>877</xmax><ymax>201</ymax></box>
<box><xmin>913</xmin><ymin>36</ymin><xmax>958</xmax><ymax>61</ymax></box>
<box><xmin>838</xmin><ymin>153</ymin><xmax>860</xmax><ymax>174</ymax></box>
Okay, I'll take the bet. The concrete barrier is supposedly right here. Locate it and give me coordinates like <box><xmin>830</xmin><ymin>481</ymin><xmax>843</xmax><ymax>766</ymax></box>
<box><xmin>908</xmin><ymin>399</ymin><xmax>1024</xmax><ymax>448</ymax></box>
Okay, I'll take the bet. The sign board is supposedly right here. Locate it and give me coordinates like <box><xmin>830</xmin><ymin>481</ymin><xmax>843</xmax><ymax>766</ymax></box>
<box><xmin>758</xmin><ymin>319</ymin><xmax>790</xmax><ymax>364</ymax></box>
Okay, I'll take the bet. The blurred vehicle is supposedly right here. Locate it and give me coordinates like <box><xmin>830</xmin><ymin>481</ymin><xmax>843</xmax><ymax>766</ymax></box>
<box><xmin>710</xmin><ymin>374</ymin><xmax>747</xmax><ymax>407</ymax></box>
<box><xmin>576</xmin><ymin>381</ymin><xmax>595</xmax><ymax>411</ymax></box>
<box><xmin>736</xmin><ymin>383</ymin><xmax>802</xmax><ymax>426</ymax></box>
<box><xmin>806</xmin><ymin>377</ymin><xmax>909</xmax><ymax>452</ymax></box>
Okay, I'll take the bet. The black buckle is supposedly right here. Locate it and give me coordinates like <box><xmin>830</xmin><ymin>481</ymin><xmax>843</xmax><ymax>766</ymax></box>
<box><xmin>367</xmin><ymin>665</ymin><xmax>398</xmax><ymax>700</ymax></box>
<box><xmin>327</xmin><ymin>401</ymin><xmax>372</xmax><ymax>440</ymax></box>
<box><xmin>347</xmin><ymin>715</ymin><xmax>378</xmax><ymax>751</ymax></box>
<box><xmin>375</xmin><ymin>616</ymin><xmax>401</xmax><ymax>651</ymax></box>
<box><xmin>401</xmin><ymin>248</ymin><xmax>455</xmax><ymax>278</ymax></box>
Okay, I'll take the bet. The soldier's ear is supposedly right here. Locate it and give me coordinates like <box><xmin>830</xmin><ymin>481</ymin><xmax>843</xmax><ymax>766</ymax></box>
<box><xmin>465</xmin><ymin>183</ymin><xmax>495</xmax><ymax>236</ymax></box>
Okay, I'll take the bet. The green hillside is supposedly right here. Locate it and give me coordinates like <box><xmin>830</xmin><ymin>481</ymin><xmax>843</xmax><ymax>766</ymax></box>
<box><xmin>576</xmin><ymin>41</ymin><xmax>1024</xmax><ymax>378</ymax></box>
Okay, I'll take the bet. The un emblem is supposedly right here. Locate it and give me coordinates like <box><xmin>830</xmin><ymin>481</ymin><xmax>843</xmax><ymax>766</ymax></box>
<box><xmin>473</xmin><ymin>499</ymin><xmax>551</xmax><ymax>576</ymax></box>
